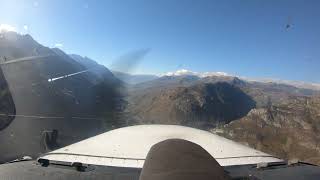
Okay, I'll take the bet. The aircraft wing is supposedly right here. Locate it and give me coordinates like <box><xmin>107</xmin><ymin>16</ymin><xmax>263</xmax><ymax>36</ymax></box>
<box><xmin>40</xmin><ymin>125</ymin><xmax>281</xmax><ymax>168</ymax></box>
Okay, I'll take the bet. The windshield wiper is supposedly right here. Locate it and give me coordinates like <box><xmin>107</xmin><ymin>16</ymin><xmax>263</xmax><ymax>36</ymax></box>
<box><xmin>37</xmin><ymin>158</ymin><xmax>94</xmax><ymax>172</ymax></box>
<box><xmin>5</xmin><ymin>156</ymin><xmax>33</xmax><ymax>164</ymax></box>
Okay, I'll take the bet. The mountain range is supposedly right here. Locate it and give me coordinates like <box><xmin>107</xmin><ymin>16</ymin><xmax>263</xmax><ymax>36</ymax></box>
<box><xmin>125</xmin><ymin>73</ymin><xmax>320</xmax><ymax>164</ymax></box>
<box><xmin>214</xmin><ymin>95</ymin><xmax>320</xmax><ymax>165</ymax></box>
<box><xmin>1</xmin><ymin>31</ymin><xmax>320</xmax><ymax>165</ymax></box>
<box><xmin>126</xmin><ymin>74</ymin><xmax>319</xmax><ymax>125</ymax></box>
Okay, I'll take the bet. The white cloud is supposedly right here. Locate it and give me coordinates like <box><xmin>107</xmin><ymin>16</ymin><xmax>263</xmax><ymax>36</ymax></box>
<box><xmin>23</xmin><ymin>25</ymin><xmax>28</xmax><ymax>31</ymax></box>
<box><xmin>54</xmin><ymin>43</ymin><xmax>63</xmax><ymax>48</ymax></box>
<box><xmin>0</xmin><ymin>24</ymin><xmax>16</xmax><ymax>32</ymax></box>
<box><xmin>165</xmin><ymin>69</ymin><xmax>198</xmax><ymax>76</ymax></box>
<box><xmin>164</xmin><ymin>69</ymin><xmax>230</xmax><ymax>78</ymax></box>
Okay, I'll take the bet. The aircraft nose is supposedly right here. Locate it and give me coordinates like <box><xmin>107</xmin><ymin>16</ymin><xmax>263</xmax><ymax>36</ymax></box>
<box><xmin>139</xmin><ymin>139</ymin><xmax>230</xmax><ymax>180</ymax></box>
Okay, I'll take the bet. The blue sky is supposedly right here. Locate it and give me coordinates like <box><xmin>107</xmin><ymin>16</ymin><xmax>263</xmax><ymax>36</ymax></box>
<box><xmin>0</xmin><ymin>0</ymin><xmax>320</xmax><ymax>82</ymax></box>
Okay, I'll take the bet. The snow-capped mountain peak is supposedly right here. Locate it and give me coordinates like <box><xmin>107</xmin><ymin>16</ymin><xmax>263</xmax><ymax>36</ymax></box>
<box><xmin>164</xmin><ymin>69</ymin><xmax>230</xmax><ymax>78</ymax></box>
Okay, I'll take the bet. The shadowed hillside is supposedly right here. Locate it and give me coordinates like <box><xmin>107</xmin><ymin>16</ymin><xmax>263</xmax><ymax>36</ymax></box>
<box><xmin>0</xmin><ymin>32</ymin><xmax>124</xmax><ymax>163</ymax></box>
<box><xmin>0</xmin><ymin>67</ymin><xmax>15</xmax><ymax>130</ymax></box>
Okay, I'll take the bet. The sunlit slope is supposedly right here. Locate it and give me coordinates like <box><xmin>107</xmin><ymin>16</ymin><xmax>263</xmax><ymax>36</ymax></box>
<box><xmin>128</xmin><ymin>81</ymin><xmax>255</xmax><ymax>128</ymax></box>
<box><xmin>127</xmin><ymin>74</ymin><xmax>320</xmax><ymax>164</ymax></box>
<box><xmin>216</xmin><ymin>96</ymin><xmax>320</xmax><ymax>165</ymax></box>
<box><xmin>127</xmin><ymin>74</ymin><xmax>319</xmax><ymax>129</ymax></box>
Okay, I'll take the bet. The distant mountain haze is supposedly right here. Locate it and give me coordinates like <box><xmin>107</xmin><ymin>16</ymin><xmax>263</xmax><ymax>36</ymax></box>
<box><xmin>164</xmin><ymin>69</ymin><xmax>320</xmax><ymax>91</ymax></box>
<box><xmin>111</xmin><ymin>70</ymin><xmax>158</xmax><ymax>84</ymax></box>
<box><xmin>69</xmin><ymin>52</ymin><xmax>158</xmax><ymax>85</ymax></box>
<box><xmin>68</xmin><ymin>54</ymin><xmax>121</xmax><ymax>85</ymax></box>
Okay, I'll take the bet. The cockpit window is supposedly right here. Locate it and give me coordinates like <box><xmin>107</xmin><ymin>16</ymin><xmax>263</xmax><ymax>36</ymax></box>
<box><xmin>0</xmin><ymin>0</ymin><xmax>320</xmax><ymax>168</ymax></box>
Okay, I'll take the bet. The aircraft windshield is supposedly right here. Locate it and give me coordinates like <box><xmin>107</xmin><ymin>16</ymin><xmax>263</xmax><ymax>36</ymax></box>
<box><xmin>0</xmin><ymin>0</ymin><xmax>320</xmax><ymax>168</ymax></box>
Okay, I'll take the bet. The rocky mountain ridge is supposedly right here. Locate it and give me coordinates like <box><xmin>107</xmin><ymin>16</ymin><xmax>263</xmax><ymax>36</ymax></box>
<box><xmin>214</xmin><ymin>95</ymin><xmax>320</xmax><ymax>165</ymax></box>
